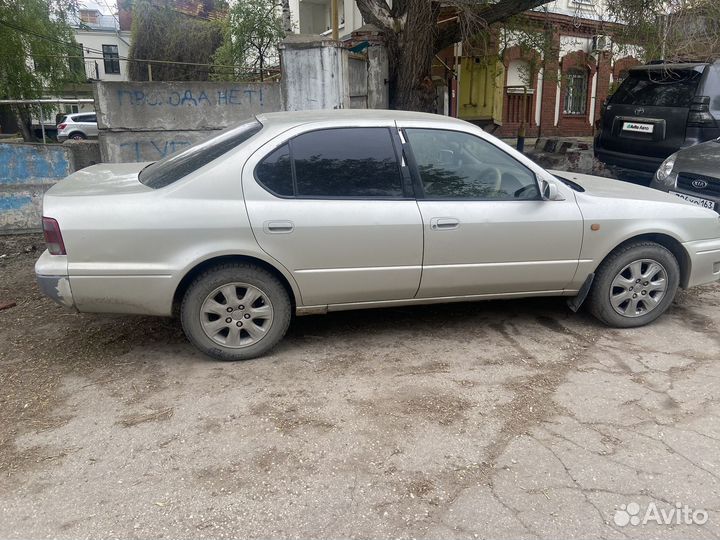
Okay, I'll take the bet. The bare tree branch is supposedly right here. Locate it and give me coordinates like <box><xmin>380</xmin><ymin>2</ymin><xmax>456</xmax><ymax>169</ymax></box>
<box><xmin>435</xmin><ymin>0</ymin><xmax>554</xmax><ymax>52</ymax></box>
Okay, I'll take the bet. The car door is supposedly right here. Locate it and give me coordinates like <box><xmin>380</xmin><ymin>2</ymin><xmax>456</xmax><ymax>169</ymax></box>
<box><xmin>242</xmin><ymin>123</ymin><xmax>423</xmax><ymax>306</ymax></box>
<box><xmin>85</xmin><ymin>113</ymin><xmax>99</xmax><ymax>137</ymax></box>
<box><xmin>73</xmin><ymin>114</ymin><xmax>93</xmax><ymax>137</ymax></box>
<box><xmin>400</xmin><ymin>124</ymin><xmax>584</xmax><ymax>298</ymax></box>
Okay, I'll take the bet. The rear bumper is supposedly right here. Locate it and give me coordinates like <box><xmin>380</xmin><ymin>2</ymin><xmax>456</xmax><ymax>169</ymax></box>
<box><xmin>35</xmin><ymin>250</ymin><xmax>75</xmax><ymax>309</ymax></box>
<box><xmin>594</xmin><ymin>146</ymin><xmax>665</xmax><ymax>173</ymax></box>
<box><xmin>684</xmin><ymin>238</ymin><xmax>720</xmax><ymax>288</ymax></box>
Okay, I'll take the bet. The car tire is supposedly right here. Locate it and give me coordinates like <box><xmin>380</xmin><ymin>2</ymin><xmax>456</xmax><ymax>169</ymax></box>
<box><xmin>587</xmin><ymin>241</ymin><xmax>679</xmax><ymax>328</ymax></box>
<box><xmin>181</xmin><ymin>264</ymin><xmax>291</xmax><ymax>361</ymax></box>
<box><xmin>69</xmin><ymin>132</ymin><xmax>86</xmax><ymax>140</ymax></box>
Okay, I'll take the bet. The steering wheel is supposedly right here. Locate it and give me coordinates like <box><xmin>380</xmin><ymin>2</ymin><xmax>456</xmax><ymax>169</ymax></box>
<box><xmin>514</xmin><ymin>183</ymin><xmax>540</xmax><ymax>199</ymax></box>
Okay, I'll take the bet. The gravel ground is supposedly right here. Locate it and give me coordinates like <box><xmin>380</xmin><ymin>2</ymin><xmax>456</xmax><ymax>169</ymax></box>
<box><xmin>1</xmin><ymin>233</ymin><xmax>719</xmax><ymax>539</ymax></box>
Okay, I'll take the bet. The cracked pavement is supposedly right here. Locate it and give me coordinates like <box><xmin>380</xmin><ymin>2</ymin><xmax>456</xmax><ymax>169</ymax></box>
<box><xmin>1</xmin><ymin>236</ymin><xmax>719</xmax><ymax>539</ymax></box>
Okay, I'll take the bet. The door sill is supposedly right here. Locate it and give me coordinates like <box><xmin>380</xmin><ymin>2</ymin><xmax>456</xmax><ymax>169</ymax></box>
<box><xmin>295</xmin><ymin>289</ymin><xmax>578</xmax><ymax>315</ymax></box>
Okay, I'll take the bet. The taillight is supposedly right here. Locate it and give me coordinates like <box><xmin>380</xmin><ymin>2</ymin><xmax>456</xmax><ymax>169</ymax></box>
<box><xmin>688</xmin><ymin>96</ymin><xmax>717</xmax><ymax>127</ymax></box>
<box><xmin>57</xmin><ymin>123</ymin><xmax>67</xmax><ymax>130</ymax></box>
<box><xmin>42</xmin><ymin>217</ymin><xmax>66</xmax><ymax>255</ymax></box>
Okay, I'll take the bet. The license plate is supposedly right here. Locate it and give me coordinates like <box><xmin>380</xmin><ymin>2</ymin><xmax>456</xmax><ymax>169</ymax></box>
<box><xmin>670</xmin><ymin>191</ymin><xmax>717</xmax><ymax>210</ymax></box>
<box><xmin>622</xmin><ymin>121</ymin><xmax>654</xmax><ymax>133</ymax></box>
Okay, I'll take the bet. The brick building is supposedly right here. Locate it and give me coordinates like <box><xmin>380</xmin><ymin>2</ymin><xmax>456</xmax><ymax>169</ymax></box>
<box><xmin>432</xmin><ymin>0</ymin><xmax>644</xmax><ymax>138</ymax></box>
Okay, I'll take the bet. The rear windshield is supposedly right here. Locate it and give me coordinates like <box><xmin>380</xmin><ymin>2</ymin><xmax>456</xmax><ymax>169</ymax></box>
<box><xmin>610</xmin><ymin>69</ymin><xmax>703</xmax><ymax>108</ymax></box>
<box><xmin>139</xmin><ymin>119</ymin><xmax>262</xmax><ymax>189</ymax></box>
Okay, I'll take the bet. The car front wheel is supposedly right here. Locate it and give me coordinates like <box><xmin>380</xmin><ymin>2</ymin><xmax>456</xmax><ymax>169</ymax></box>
<box><xmin>587</xmin><ymin>241</ymin><xmax>680</xmax><ymax>328</ymax></box>
<box><xmin>181</xmin><ymin>264</ymin><xmax>291</xmax><ymax>361</ymax></box>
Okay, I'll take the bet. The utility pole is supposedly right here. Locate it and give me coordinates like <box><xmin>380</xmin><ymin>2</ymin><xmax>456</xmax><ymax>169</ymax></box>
<box><xmin>331</xmin><ymin>0</ymin><xmax>339</xmax><ymax>40</ymax></box>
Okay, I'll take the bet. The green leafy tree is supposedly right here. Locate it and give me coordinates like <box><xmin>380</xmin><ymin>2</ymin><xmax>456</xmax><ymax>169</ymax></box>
<box><xmin>212</xmin><ymin>0</ymin><xmax>285</xmax><ymax>81</ymax></box>
<box><xmin>128</xmin><ymin>0</ymin><xmax>224</xmax><ymax>81</ymax></box>
<box><xmin>0</xmin><ymin>0</ymin><xmax>83</xmax><ymax>140</ymax></box>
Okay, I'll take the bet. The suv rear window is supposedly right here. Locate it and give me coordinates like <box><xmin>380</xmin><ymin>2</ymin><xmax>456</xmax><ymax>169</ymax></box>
<box><xmin>139</xmin><ymin>119</ymin><xmax>262</xmax><ymax>189</ymax></box>
<box><xmin>610</xmin><ymin>69</ymin><xmax>703</xmax><ymax>108</ymax></box>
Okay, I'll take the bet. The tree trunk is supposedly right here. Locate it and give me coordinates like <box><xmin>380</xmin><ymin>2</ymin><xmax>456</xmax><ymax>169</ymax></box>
<box><xmin>13</xmin><ymin>105</ymin><xmax>34</xmax><ymax>142</ymax></box>
<box><xmin>282</xmin><ymin>0</ymin><xmax>293</xmax><ymax>34</ymax></box>
<box><xmin>387</xmin><ymin>1</ymin><xmax>439</xmax><ymax>111</ymax></box>
<box><xmin>357</xmin><ymin>0</ymin><xmax>557</xmax><ymax>112</ymax></box>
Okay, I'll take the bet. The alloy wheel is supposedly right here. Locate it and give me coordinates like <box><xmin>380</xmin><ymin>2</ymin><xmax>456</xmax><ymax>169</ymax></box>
<box><xmin>609</xmin><ymin>259</ymin><xmax>668</xmax><ymax>317</ymax></box>
<box><xmin>200</xmin><ymin>282</ymin><xmax>274</xmax><ymax>348</ymax></box>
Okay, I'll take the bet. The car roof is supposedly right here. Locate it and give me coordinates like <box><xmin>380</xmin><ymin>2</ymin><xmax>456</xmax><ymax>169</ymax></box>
<box><xmin>68</xmin><ymin>112</ymin><xmax>95</xmax><ymax>119</ymax></box>
<box><xmin>630</xmin><ymin>62</ymin><xmax>708</xmax><ymax>72</ymax></box>
<box><xmin>256</xmin><ymin>109</ymin><xmax>468</xmax><ymax>128</ymax></box>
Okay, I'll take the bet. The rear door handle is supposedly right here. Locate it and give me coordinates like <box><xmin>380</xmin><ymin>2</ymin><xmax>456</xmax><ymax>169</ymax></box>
<box><xmin>264</xmin><ymin>220</ymin><xmax>295</xmax><ymax>234</ymax></box>
<box><xmin>430</xmin><ymin>217</ymin><xmax>460</xmax><ymax>230</ymax></box>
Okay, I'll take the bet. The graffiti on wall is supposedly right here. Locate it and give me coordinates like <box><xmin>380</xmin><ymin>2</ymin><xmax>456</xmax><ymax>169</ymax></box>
<box><xmin>117</xmin><ymin>87</ymin><xmax>267</xmax><ymax>108</ymax></box>
<box><xmin>119</xmin><ymin>139</ymin><xmax>193</xmax><ymax>162</ymax></box>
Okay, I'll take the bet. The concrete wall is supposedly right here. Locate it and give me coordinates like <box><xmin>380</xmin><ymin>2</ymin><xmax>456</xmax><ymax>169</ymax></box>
<box><xmin>280</xmin><ymin>35</ymin><xmax>350</xmax><ymax>111</ymax></box>
<box><xmin>0</xmin><ymin>143</ymin><xmax>73</xmax><ymax>232</ymax></box>
<box><xmin>94</xmin><ymin>81</ymin><xmax>283</xmax><ymax>162</ymax></box>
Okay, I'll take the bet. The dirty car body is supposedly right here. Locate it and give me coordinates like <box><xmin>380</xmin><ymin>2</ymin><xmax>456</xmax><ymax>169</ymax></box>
<box><xmin>36</xmin><ymin>110</ymin><xmax>720</xmax><ymax>360</ymax></box>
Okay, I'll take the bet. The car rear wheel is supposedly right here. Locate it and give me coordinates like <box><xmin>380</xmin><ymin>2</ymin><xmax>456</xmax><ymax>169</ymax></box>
<box><xmin>69</xmin><ymin>132</ymin><xmax>86</xmax><ymax>140</ymax></box>
<box><xmin>181</xmin><ymin>264</ymin><xmax>291</xmax><ymax>361</ymax></box>
<box><xmin>587</xmin><ymin>242</ymin><xmax>679</xmax><ymax>328</ymax></box>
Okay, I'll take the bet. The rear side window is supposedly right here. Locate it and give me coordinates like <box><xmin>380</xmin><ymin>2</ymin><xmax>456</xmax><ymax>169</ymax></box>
<box><xmin>140</xmin><ymin>119</ymin><xmax>262</xmax><ymax>189</ymax></box>
<box><xmin>294</xmin><ymin>128</ymin><xmax>402</xmax><ymax>197</ymax></box>
<box><xmin>610</xmin><ymin>69</ymin><xmax>703</xmax><ymax>108</ymax></box>
<box><xmin>256</xmin><ymin>144</ymin><xmax>293</xmax><ymax>196</ymax></box>
<box><xmin>255</xmin><ymin>127</ymin><xmax>403</xmax><ymax>198</ymax></box>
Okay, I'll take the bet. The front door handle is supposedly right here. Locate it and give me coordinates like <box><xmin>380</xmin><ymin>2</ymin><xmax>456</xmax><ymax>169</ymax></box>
<box><xmin>264</xmin><ymin>220</ymin><xmax>295</xmax><ymax>234</ymax></box>
<box><xmin>430</xmin><ymin>217</ymin><xmax>460</xmax><ymax>231</ymax></box>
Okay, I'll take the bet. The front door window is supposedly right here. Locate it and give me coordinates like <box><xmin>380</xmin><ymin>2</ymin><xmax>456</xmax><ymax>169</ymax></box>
<box><xmin>405</xmin><ymin>128</ymin><xmax>539</xmax><ymax>200</ymax></box>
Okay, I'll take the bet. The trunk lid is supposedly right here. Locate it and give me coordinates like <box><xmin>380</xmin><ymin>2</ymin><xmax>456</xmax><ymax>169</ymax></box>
<box><xmin>598</xmin><ymin>65</ymin><xmax>706</xmax><ymax>159</ymax></box>
<box><xmin>46</xmin><ymin>162</ymin><xmax>153</xmax><ymax>197</ymax></box>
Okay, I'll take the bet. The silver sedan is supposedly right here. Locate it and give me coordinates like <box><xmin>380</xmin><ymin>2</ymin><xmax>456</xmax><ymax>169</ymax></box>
<box><xmin>36</xmin><ymin>110</ymin><xmax>720</xmax><ymax>360</ymax></box>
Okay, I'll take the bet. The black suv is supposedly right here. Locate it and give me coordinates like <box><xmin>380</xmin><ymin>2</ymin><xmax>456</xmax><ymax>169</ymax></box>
<box><xmin>595</xmin><ymin>61</ymin><xmax>720</xmax><ymax>177</ymax></box>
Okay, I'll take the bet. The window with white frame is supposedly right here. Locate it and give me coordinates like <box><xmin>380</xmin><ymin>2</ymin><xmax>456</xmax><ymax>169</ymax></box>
<box><xmin>563</xmin><ymin>68</ymin><xmax>588</xmax><ymax>115</ymax></box>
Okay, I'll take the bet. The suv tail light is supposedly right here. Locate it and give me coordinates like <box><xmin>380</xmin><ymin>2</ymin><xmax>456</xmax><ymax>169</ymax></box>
<box><xmin>688</xmin><ymin>96</ymin><xmax>717</xmax><ymax>127</ymax></box>
<box><xmin>42</xmin><ymin>217</ymin><xmax>66</xmax><ymax>255</ymax></box>
<box><xmin>57</xmin><ymin>123</ymin><xmax>67</xmax><ymax>130</ymax></box>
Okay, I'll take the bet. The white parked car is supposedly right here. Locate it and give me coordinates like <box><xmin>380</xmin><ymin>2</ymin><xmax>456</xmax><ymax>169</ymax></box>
<box><xmin>36</xmin><ymin>110</ymin><xmax>720</xmax><ymax>360</ymax></box>
<box><xmin>56</xmin><ymin>112</ymin><xmax>98</xmax><ymax>141</ymax></box>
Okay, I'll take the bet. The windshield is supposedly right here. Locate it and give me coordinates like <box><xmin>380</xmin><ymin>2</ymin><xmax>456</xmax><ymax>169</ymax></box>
<box><xmin>610</xmin><ymin>69</ymin><xmax>703</xmax><ymax>108</ymax></box>
<box><xmin>139</xmin><ymin>119</ymin><xmax>263</xmax><ymax>189</ymax></box>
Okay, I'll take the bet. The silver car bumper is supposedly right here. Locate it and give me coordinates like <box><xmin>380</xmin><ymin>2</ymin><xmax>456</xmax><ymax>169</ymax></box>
<box><xmin>35</xmin><ymin>250</ymin><xmax>75</xmax><ymax>309</ymax></box>
<box><xmin>684</xmin><ymin>238</ymin><xmax>720</xmax><ymax>288</ymax></box>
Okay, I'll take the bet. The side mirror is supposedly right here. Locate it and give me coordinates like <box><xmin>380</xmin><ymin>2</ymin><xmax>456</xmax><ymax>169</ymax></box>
<box><xmin>541</xmin><ymin>180</ymin><xmax>559</xmax><ymax>201</ymax></box>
